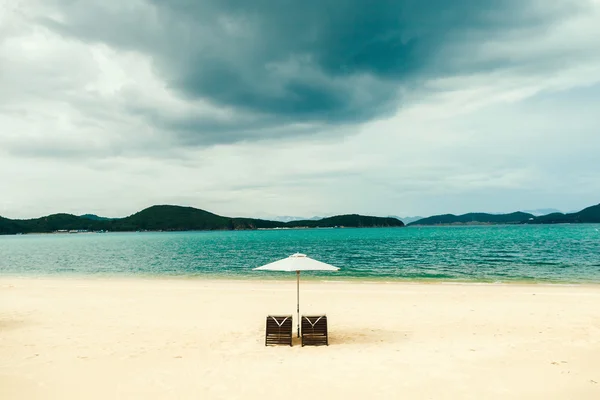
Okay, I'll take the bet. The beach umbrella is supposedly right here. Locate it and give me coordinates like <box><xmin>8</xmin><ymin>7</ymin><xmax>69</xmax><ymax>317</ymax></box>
<box><xmin>253</xmin><ymin>253</ymin><xmax>340</xmax><ymax>337</ymax></box>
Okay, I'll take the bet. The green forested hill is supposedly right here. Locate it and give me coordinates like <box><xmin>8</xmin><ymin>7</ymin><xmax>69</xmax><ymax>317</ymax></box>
<box><xmin>408</xmin><ymin>212</ymin><xmax>534</xmax><ymax>226</ymax></box>
<box><xmin>3</xmin><ymin>203</ymin><xmax>597</xmax><ymax>235</ymax></box>
<box><xmin>109</xmin><ymin>205</ymin><xmax>234</xmax><ymax>231</ymax></box>
<box><xmin>528</xmin><ymin>204</ymin><xmax>600</xmax><ymax>224</ymax></box>
<box><xmin>0</xmin><ymin>214</ymin><xmax>106</xmax><ymax>234</ymax></box>
<box><xmin>287</xmin><ymin>214</ymin><xmax>404</xmax><ymax>228</ymax></box>
<box><xmin>0</xmin><ymin>205</ymin><xmax>403</xmax><ymax>234</ymax></box>
<box><xmin>0</xmin><ymin>216</ymin><xmax>26</xmax><ymax>235</ymax></box>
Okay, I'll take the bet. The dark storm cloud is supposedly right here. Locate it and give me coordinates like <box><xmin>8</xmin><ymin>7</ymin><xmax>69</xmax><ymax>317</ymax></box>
<box><xmin>38</xmin><ymin>0</ymin><xmax>585</xmax><ymax>142</ymax></box>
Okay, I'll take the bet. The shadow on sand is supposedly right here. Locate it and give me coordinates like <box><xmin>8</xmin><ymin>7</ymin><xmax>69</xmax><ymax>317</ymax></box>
<box><xmin>256</xmin><ymin>326</ymin><xmax>411</xmax><ymax>347</ymax></box>
<box><xmin>0</xmin><ymin>316</ymin><xmax>29</xmax><ymax>332</ymax></box>
<box><xmin>285</xmin><ymin>328</ymin><xmax>411</xmax><ymax>346</ymax></box>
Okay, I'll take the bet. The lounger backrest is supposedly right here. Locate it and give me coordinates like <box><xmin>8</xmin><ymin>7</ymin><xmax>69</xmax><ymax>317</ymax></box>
<box><xmin>265</xmin><ymin>315</ymin><xmax>293</xmax><ymax>346</ymax></box>
<box><xmin>301</xmin><ymin>315</ymin><xmax>328</xmax><ymax>346</ymax></box>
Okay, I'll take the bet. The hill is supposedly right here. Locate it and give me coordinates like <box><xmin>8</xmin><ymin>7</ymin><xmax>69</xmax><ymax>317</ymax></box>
<box><xmin>4</xmin><ymin>202</ymin><xmax>597</xmax><ymax>235</ymax></box>
<box><xmin>80</xmin><ymin>214</ymin><xmax>114</xmax><ymax>221</ymax></box>
<box><xmin>0</xmin><ymin>216</ymin><xmax>26</xmax><ymax>235</ymax></box>
<box><xmin>110</xmin><ymin>205</ymin><xmax>235</xmax><ymax>231</ymax></box>
<box><xmin>286</xmin><ymin>214</ymin><xmax>404</xmax><ymax>228</ymax></box>
<box><xmin>0</xmin><ymin>205</ymin><xmax>403</xmax><ymax>235</ymax></box>
<box><xmin>528</xmin><ymin>203</ymin><xmax>600</xmax><ymax>224</ymax></box>
<box><xmin>0</xmin><ymin>213</ymin><xmax>107</xmax><ymax>234</ymax></box>
<box><xmin>409</xmin><ymin>212</ymin><xmax>534</xmax><ymax>226</ymax></box>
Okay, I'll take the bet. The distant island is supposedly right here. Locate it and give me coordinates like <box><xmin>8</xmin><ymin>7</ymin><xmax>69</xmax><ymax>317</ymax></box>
<box><xmin>1</xmin><ymin>202</ymin><xmax>599</xmax><ymax>235</ymax></box>
<box><xmin>408</xmin><ymin>203</ymin><xmax>600</xmax><ymax>226</ymax></box>
<box><xmin>0</xmin><ymin>205</ymin><xmax>404</xmax><ymax>235</ymax></box>
<box><xmin>408</xmin><ymin>212</ymin><xmax>534</xmax><ymax>226</ymax></box>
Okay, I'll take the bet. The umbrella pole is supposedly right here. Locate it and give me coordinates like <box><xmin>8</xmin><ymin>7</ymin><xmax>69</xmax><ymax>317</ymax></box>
<box><xmin>296</xmin><ymin>271</ymin><xmax>300</xmax><ymax>338</ymax></box>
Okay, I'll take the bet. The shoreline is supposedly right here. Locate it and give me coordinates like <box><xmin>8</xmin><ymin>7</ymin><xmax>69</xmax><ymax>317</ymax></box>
<box><xmin>2</xmin><ymin>221</ymin><xmax>600</xmax><ymax>236</ymax></box>
<box><xmin>2</xmin><ymin>273</ymin><xmax>600</xmax><ymax>287</ymax></box>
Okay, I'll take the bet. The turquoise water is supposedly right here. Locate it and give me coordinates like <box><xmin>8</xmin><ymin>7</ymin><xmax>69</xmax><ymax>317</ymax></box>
<box><xmin>1</xmin><ymin>225</ymin><xmax>599</xmax><ymax>283</ymax></box>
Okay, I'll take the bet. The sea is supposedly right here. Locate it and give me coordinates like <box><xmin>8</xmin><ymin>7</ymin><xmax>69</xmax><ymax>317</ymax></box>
<box><xmin>1</xmin><ymin>225</ymin><xmax>599</xmax><ymax>283</ymax></box>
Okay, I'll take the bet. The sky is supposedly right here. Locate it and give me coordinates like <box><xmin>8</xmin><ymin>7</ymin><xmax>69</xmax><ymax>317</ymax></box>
<box><xmin>1</xmin><ymin>0</ymin><xmax>599</xmax><ymax>220</ymax></box>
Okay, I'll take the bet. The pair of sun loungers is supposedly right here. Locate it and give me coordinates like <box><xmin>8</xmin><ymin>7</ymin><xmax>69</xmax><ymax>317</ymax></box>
<box><xmin>265</xmin><ymin>315</ymin><xmax>328</xmax><ymax>346</ymax></box>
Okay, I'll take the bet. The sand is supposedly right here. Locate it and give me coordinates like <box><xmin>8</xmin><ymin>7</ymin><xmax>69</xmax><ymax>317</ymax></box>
<box><xmin>1</xmin><ymin>277</ymin><xmax>599</xmax><ymax>399</ymax></box>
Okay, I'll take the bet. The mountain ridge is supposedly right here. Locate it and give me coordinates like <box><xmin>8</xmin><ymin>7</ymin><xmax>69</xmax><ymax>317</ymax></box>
<box><xmin>2</xmin><ymin>203</ymin><xmax>598</xmax><ymax>235</ymax></box>
<box><xmin>408</xmin><ymin>203</ymin><xmax>600</xmax><ymax>226</ymax></box>
<box><xmin>0</xmin><ymin>205</ymin><xmax>404</xmax><ymax>235</ymax></box>
<box><xmin>80</xmin><ymin>214</ymin><xmax>115</xmax><ymax>221</ymax></box>
<box><xmin>409</xmin><ymin>212</ymin><xmax>535</xmax><ymax>226</ymax></box>
<box><xmin>527</xmin><ymin>203</ymin><xmax>600</xmax><ymax>224</ymax></box>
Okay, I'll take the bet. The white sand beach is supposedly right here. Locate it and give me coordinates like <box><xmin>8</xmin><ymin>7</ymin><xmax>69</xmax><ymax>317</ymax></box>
<box><xmin>1</xmin><ymin>278</ymin><xmax>599</xmax><ymax>399</ymax></box>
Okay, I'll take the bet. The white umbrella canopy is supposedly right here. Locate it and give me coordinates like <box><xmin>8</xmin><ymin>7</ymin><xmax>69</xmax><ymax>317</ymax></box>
<box><xmin>253</xmin><ymin>253</ymin><xmax>340</xmax><ymax>337</ymax></box>
<box><xmin>253</xmin><ymin>253</ymin><xmax>340</xmax><ymax>272</ymax></box>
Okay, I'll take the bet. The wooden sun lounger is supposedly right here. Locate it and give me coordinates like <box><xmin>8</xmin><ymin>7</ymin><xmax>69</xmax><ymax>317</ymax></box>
<box><xmin>265</xmin><ymin>315</ymin><xmax>293</xmax><ymax>346</ymax></box>
<box><xmin>301</xmin><ymin>315</ymin><xmax>328</xmax><ymax>346</ymax></box>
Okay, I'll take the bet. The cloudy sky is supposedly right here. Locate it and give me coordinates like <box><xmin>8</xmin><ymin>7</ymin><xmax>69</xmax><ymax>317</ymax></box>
<box><xmin>1</xmin><ymin>0</ymin><xmax>599</xmax><ymax>220</ymax></box>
